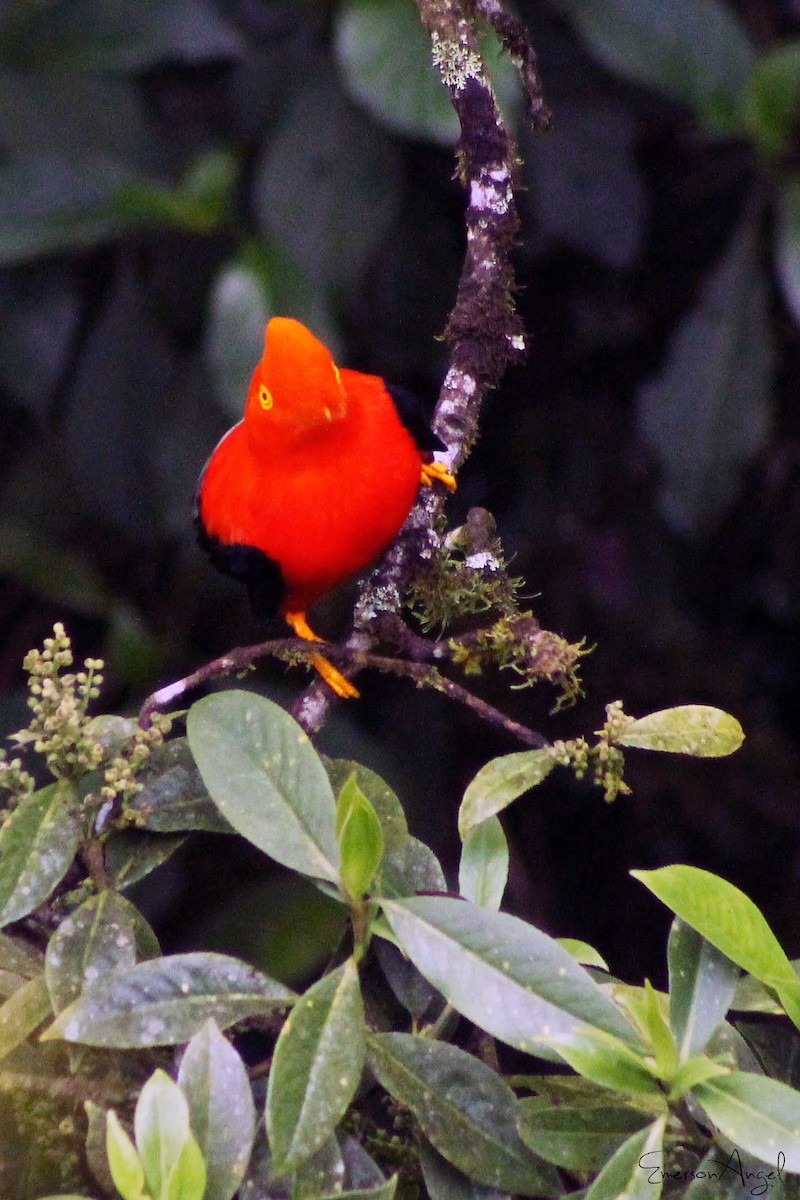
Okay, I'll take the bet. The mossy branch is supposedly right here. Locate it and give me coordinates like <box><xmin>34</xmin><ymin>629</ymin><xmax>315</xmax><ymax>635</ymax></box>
<box><xmin>291</xmin><ymin>0</ymin><xmax>551</xmax><ymax>736</ymax></box>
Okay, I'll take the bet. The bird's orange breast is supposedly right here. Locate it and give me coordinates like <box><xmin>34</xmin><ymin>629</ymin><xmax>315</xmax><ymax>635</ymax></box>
<box><xmin>198</xmin><ymin>369</ymin><xmax>423</xmax><ymax>612</ymax></box>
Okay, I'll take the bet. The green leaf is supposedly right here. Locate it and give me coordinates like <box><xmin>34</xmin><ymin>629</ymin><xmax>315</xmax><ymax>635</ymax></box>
<box><xmin>324</xmin><ymin>759</ymin><xmax>414</xmax><ymax>899</ymax></box>
<box><xmin>186</xmin><ymin>691</ymin><xmax>340</xmax><ymax>883</ymax></box>
<box><xmin>86</xmin><ymin>1100</ymin><xmax>116</xmax><ymax>1198</ymax></box>
<box><xmin>551</xmin><ymin>1022</ymin><xmax>662</xmax><ymax>1099</ymax></box>
<box><xmin>325</xmin><ymin>758</ymin><xmax>446</xmax><ymax>899</ymax></box>
<box><xmin>693</xmin><ymin>1072</ymin><xmax>800</xmax><ymax>1171</ymax></box>
<box><xmin>458</xmin><ymin>816</ymin><xmax>509</xmax><ymax>910</ymax></box>
<box><xmin>744</xmin><ymin>41</ymin><xmax>800</xmax><ymax>160</ymax></box>
<box><xmin>381</xmin><ymin>896</ymin><xmax>639</xmax><ymax>1055</ymax></box>
<box><xmin>548</xmin><ymin>0</ymin><xmax>755</xmax><ymax>134</ymax></box>
<box><xmin>128</xmin><ymin>737</ymin><xmax>233</xmax><ymax>834</ymax></box>
<box><xmin>637</xmin><ymin>204</ymin><xmax>773</xmax><ymax>534</ymax></box>
<box><xmin>458</xmin><ymin>749</ymin><xmax>556</xmax><ymax>837</ymax></box>
<box><xmin>517</xmin><ymin>1100</ymin><xmax>652</xmax><ymax>1171</ymax></box>
<box><xmin>0</xmin><ymin>930</ymin><xmax>42</xmax><ymax>977</ymax></box>
<box><xmin>639</xmin><ymin>980</ymin><xmax>678</xmax><ymax>1077</ymax></box>
<box><xmin>632</xmin><ymin>867</ymin><xmax>800</xmax><ymax>1027</ymax></box>
<box><xmin>556</xmin><ymin>939</ymin><xmax>609</xmax><ymax>971</ymax></box>
<box><xmin>0</xmin><ymin>974</ymin><xmax>52</xmax><ymax>1063</ymax></box>
<box><xmin>166</xmin><ymin>1133</ymin><xmax>207</xmax><ymax>1200</ymax></box>
<box><xmin>177</xmin><ymin>1020</ymin><xmax>256</xmax><ymax>1200</ymax></box>
<box><xmin>267</xmin><ymin>959</ymin><xmax>365</xmax><ymax>1172</ymax></box>
<box><xmin>334</xmin><ymin>0</ymin><xmax>520</xmax><ymax>145</ymax></box>
<box><xmin>135</xmin><ymin>1069</ymin><xmax>196</xmax><ymax>1200</ymax></box>
<box><xmin>44</xmin><ymin>891</ymin><xmax>143</xmax><ymax>1013</ymax></box>
<box><xmin>106</xmin><ymin>1110</ymin><xmax>146</xmax><ymax>1200</ymax></box>
<box><xmin>206</xmin><ymin>261</ymin><xmax>274</xmax><ymax>423</ymax></box>
<box><xmin>0</xmin><ymin>781</ymin><xmax>80</xmax><ymax>928</ymax></box>
<box><xmin>337</xmin><ymin>774</ymin><xmax>385</xmax><ymax>901</ymax></box>
<box><xmin>584</xmin><ymin>1118</ymin><xmax>666</xmax><ymax>1200</ymax></box>
<box><xmin>374</xmin><ymin>938</ymin><xmax>439</xmax><ymax>1022</ymax></box>
<box><xmin>668</xmin><ymin>1055</ymin><xmax>728</xmax><ymax>1098</ymax></box>
<box><xmin>554</xmin><ymin>1027</ymin><xmax>663</xmax><ymax>1097</ymax></box>
<box><xmin>105</xmin><ymin>830</ymin><xmax>187</xmax><ymax>890</ymax></box>
<box><xmin>43</xmin><ymin>952</ymin><xmax>294</xmax><ymax>1047</ymax></box>
<box><xmin>0</xmin><ymin>0</ymin><xmax>244</xmax><ymax>71</ymax></box>
<box><xmin>618</xmin><ymin>706</ymin><xmax>744</xmax><ymax>756</ymax></box>
<box><xmin>418</xmin><ymin>1139</ymin><xmax>511</xmax><ymax>1200</ymax></box>
<box><xmin>0</xmin><ymin>152</ymin><xmax>129</xmax><ymax>263</ymax></box>
<box><xmin>667</xmin><ymin>919</ymin><xmax>739</xmax><ymax>1062</ymax></box>
<box><xmin>367</xmin><ymin>1033</ymin><xmax>559</xmax><ymax>1195</ymax></box>
<box><xmin>293</xmin><ymin>1137</ymin><xmax>346</xmax><ymax>1200</ymax></box>
<box><xmin>252</xmin><ymin>63</ymin><xmax>400</xmax><ymax>293</ymax></box>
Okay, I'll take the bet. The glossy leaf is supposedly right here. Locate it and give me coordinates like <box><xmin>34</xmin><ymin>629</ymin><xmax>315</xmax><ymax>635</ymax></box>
<box><xmin>178</xmin><ymin>1019</ymin><xmax>256</xmax><ymax>1200</ymax></box>
<box><xmin>584</xmin><ymin>1118</ymin><xmax>665</xmax><ymax>1200</ymax></box>
<box><xmin>517</xmin><ymin>1100</ymin><xmax>651</xmax><ymax>1171</ymax></box>
<box><xmin>548</xmin><ymin>0</ymin><xmax>755</xmax><ymax>134</ymax></box>
<box><xmin>339</xmin><ymin>1135</ymin><xmax>389</xmax><ymax>1191</ymax></box>
<box><xmin>368</xmin><ymin>1033</ymin><xmax>559</xmax><ymax>1195</ymax></box>
<box><xmin>135</xmin><ymin>1069</ymin><xmax>201</xmax><ymax>1200</ymax></box>
<box><xmin>386</xmin><ymin>835</ymin><xmax>447</xmax><ymax>898</ymax></box>
<box><xmin>337</xmin><ymin>774</ymin><xmax>384</xmax><ymax>901</ymax></box>
<box><xmin>0</xmin><ymin>0</ymin><xmax>244</xmax><ymax>71</ymax></box>
<box><xmin>293</xmin><ymin>1137</ymin><xmax>346</xmax><ymax>1200</ymax></box>
<box><xmin>637</xmin><ymin>204</ymin><xmax>772</xmax><ymax>534</ymax></box>
<box><xmin>667</xmin><ymin>919</ymin><xmax>739</xmax><ymax>1062</ymax></box>
<box><xmin>44</xmin><ymin>891</ymin><xmax>143</xmax><ymax>1013</ymax></box>
<box><xmin>693</xmin><ymin>1073</ymin><xmax>800</xmax><ymax>1171</ymax></box>
<box><xmin>381</xmin><ymin>896</ymin><xmax>638</xmax><ymax>1054</ymax></box>
<box><xmin>556</xmin><ymin>939</ymin><xmax>609</xmax><ymax>971</ymax></box>
<box><xmin>744</xmin><ymin>41</ymin><xmax>800</xmax><ymax>160</ymax></box>
<box><xmin>667</xmin><ymin>1055</ymin><xmax>728</xmax><ymax>1098</ymax></box>
<box><xmin>458</xmin><ymin>749</ymin><xmax>556</xmax><ymax>837</ymax></box>
<box><xmin>458</xmin><ymin>816</ymin><xmax>509</xmax><ymax>911</ymax></box>
<box><xmin>129</xmin><ymin>737</ymin><xmax>233</xmax><ymax>834</ymax></box>
<box><xmin>267</xmin><ymin>959</ymin><xmax>365</xmax><ymax>1171</ymax></box>
<box><xmin>325</xmin><ymin>759</ymin><xmax>418</xmax><ymax>899</ymax></box>
<box><xmin>253</xmin><ymin>64</ymin><xmax>400</xmax><ymax>293</ymax></box>
<box><xmin>165</xmin><ymin>1134</ymin><xmax>207</xmax><ymax>1200</ymax></box>
<box><xmin>618</xmin><ymin>706</ymin><xmax>744</xmax><ymax>757</ymax></box>
<box><xmin>0</xmin><ymin>974</ymin><xmax>52</xmax><ymax>1063</ymax></box>
<box><xmin>632</xmin><ymin>866</ymin><xmax>800</xmax><ymax>1026</ymax></box>
<box><xmin>106</xmin><ymin>1111</ymin><xmax>146</xmax><ymax>1200</ymax></box>
<box><xmin>374</xmin><ymin>938</ymin><xmax>440</xmax><ymax>1022</ymax></box>
<box><xmin>0</xmin><ymin>781</ymin><xmax>80</xmax><ymax>928</ymax></box>
<box><xmin>43</xmin><ymin>952</ymin><xmax>294</xmax><ymax>1047</ymax></box>
<box><xmin>418</xmin><ymin>1138</ymin><xmax>510</xmax><ymax>1200</ymax></box>
<box><xmin>0</xmin><ymin>930</ymin><xmax>42</xmax><ymax>977</ymax></box>
<box><xmin>105</xmin><ymin>829</ymin><xmax>187</xmax><ymax>890</ymax></box>
<box><xmin>206</xmin><ymin>261</ymin><xmax>274</xmax><ymax>422</ymax></box>
<box><xmin>553</xmin><ymin>1027</ymin><xmax>662</xmax><ymax>1096</ymax></box>
<box><xmin>186</xmin><ymin>691</ymin><xmax>340</xmax><ymax>883</ymax></box>
<box><xmin>334</xmin><ymin>0</ymin><xmax>520</xmax><ymax>145</ymax></box>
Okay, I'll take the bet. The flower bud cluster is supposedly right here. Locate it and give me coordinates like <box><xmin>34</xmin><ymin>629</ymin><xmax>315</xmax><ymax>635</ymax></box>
<box><xmin>0</xmin><ymin>625</ymin><xmax>172</xmax><ymax>816</ymax></box>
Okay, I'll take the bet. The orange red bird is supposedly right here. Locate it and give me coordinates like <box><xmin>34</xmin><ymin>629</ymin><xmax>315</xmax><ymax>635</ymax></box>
<box><xmin>196</xmin><ymin>317</ymin><xmax>455</xmax><ymax>697</ymax></box>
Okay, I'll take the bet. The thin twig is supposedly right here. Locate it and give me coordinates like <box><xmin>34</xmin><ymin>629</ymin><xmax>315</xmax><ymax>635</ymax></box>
<box><xmin>139</xmin><ymin>635</ymin><xmax>545</xmax><ymax>748</ymax></box>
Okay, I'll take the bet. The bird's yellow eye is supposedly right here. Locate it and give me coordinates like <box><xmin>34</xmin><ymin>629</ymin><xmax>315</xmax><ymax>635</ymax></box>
<box><xmin>258</xmin><ymin>384</ymin><xmax>273</xmax><ymax>411</ymax></box>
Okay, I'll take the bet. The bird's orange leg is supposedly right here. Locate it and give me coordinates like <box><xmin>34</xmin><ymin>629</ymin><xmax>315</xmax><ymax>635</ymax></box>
<box><xmin>284</xmin><ymin>611</ymin><xmax>360</xmax><ymax>700</ymax></box>
<box><xmin>420</xmin><ymin>460</ymin><xmax>457</xmax><ymax>491</ymax></box>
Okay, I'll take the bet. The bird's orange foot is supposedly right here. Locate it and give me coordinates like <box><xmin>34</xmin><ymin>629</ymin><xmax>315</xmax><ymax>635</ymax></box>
<box><xmin>421</xmin><ymin>459</ymin><xmax>457</xmax><ymax>491</ymax></box>
<box><xmin>284</xmin><ymin>611</ymin><xmax>360</xmax><ymax>699</ymax></box>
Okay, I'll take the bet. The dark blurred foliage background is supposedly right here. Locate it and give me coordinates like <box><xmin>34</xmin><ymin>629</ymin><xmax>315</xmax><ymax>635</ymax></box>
<box><xmin>2</xmin><ymin>0</ymin><xmax>800</xmax><ymax>985</ymax></box>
